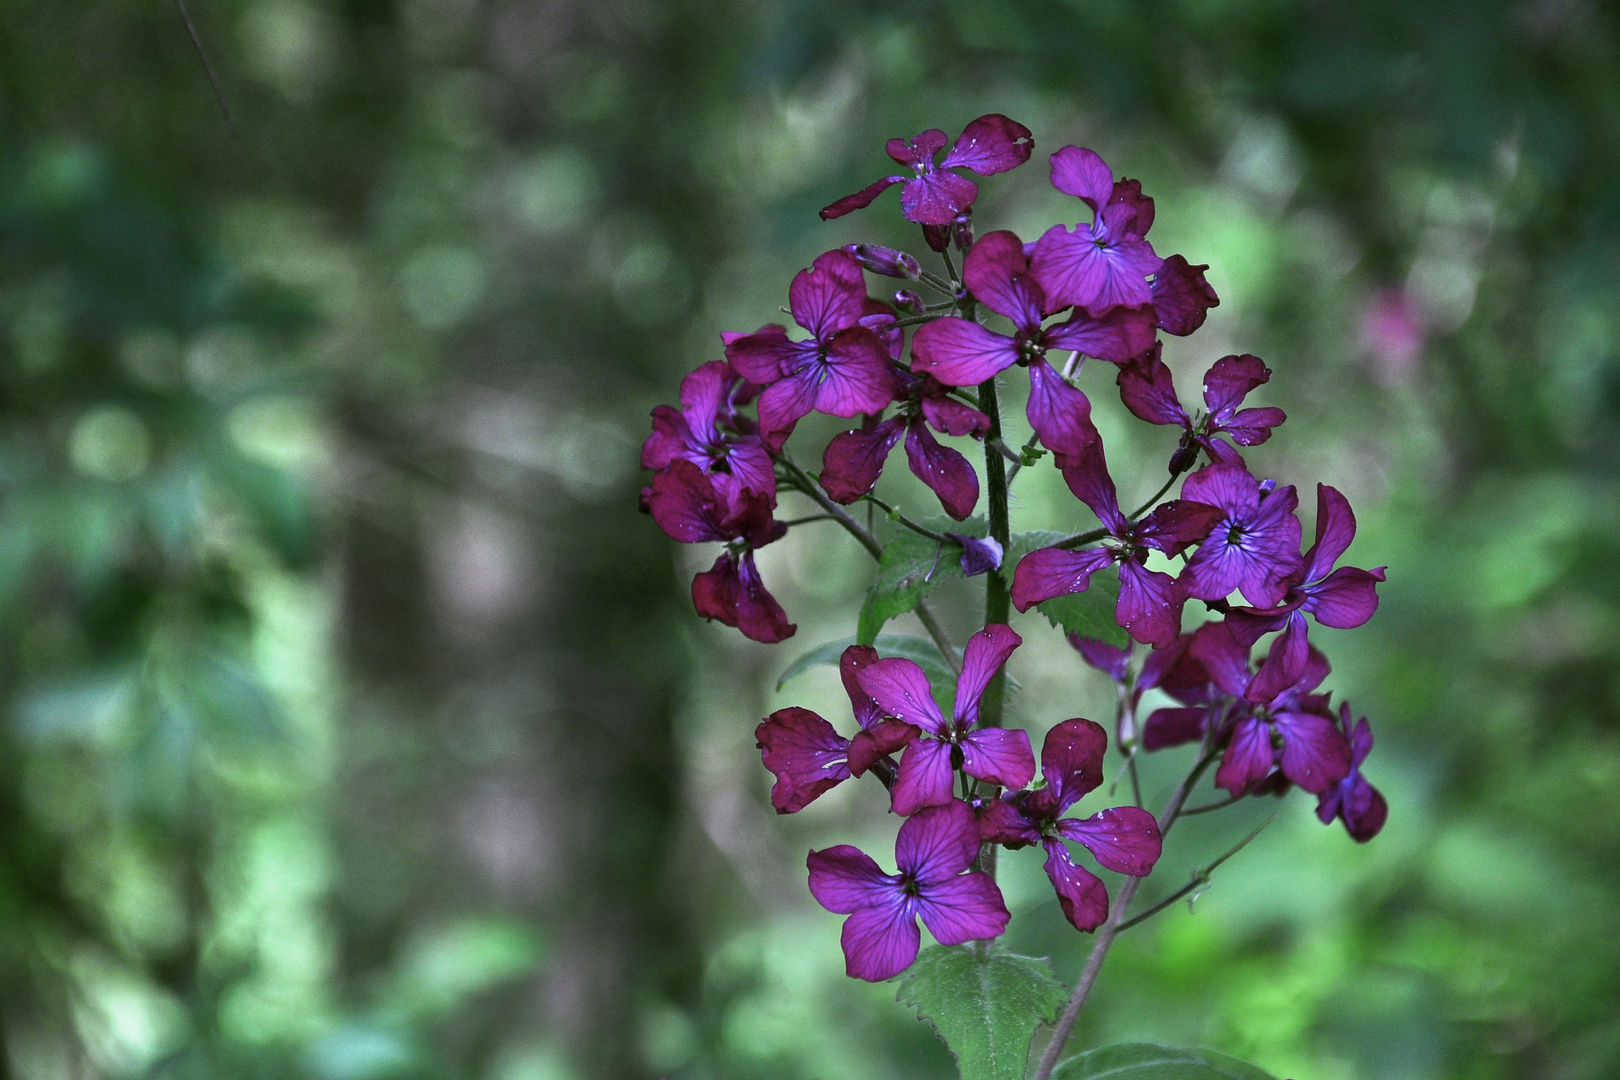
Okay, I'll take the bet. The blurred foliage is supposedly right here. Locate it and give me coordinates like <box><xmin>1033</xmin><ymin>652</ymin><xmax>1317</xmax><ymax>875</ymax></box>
<box><xmin>0</xmin><ymin>1</ymin><xmax>1618</xmax><ymax>1079</ymax></box>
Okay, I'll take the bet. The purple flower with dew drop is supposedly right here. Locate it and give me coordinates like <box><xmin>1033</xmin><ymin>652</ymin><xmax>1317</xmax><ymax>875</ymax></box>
<box><xmin>1226</xmin><ymin>484</ymin><xmax>1386</xmax><ymax>701</ymax></box>
<box><xmin>1011</xmin><ymin>439</ymin><xmax>1222</xmax><ymax>647</ymax></box>
<box><xmin>820</xmin><ymin>115</ymin><xmax>1034</xmax><ymax>226</ymax></box>
<box><xmin>807</xmin><ymin>800</ymin><xmax>1010</xmax><ymax>982</ymax></box>
<box><xmin>1179</xmin><ymin>462</ymin><xmax>1304</xmax><ymax>609</ymax></box>
<box><xmin>858</xmin><ymin>624</ymin><xmax>1036</xmax><ymax>815</ymax></box>
<box><xmin>642</xmin><ymin>360</ymin><xmax>777</xmax><ymax>507</ymax></box>
<box><xmin>910</xmin><ymin>230</ymin><xmax>1156</xmax><ymax>462</ymax></box>
<box><xmin>978</xmin><ymin>719</ymin><xmax>1162</xmax><ymax>931</ymax></box>
<box><xmin>756</xmin><ymin>646</ymin><xmax>920</xmax><ymax>813</ymax></box>
<box><xmin>1316</xmin><ymin>703</ymin><xmax>1388</xmax><ymax>842</ymax></box>
<box><xmin>723</xmin><ymin>250</ymin><xmax>898</xmax><ymax>446</ymax></box>
<box><xmin>1029</xmin><ymin>146</ymin><xmax>1164</xmax><ymax>315</ymax></box>
<box><xmin>1117</xmin><ymin>347</ymin><xmax>1287</xmax><ymax>473</ymax></box>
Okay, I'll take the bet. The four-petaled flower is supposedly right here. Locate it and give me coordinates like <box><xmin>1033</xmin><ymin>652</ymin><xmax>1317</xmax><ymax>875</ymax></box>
<box><xmin>807</xmin><ymin>800</ymin><xmax>1010</xmax><ymax>981</ymax></box>
<box><xmin>858</xmin><ymin>624</ymin><xmax>1036</xmax><ymax>814</ymax></box>
<box><xmin>1117</xmin><ymin>347</ymin><xmax>1287</xmax><ymax>473</ymax></box>
<box><xmin>1316</xmin><ymin>704</ymin><xmax>1388</xmax><ymax>843</ymax></box>
<box><xmin>1029</xmin><ymin>146</ymin><xmax>1165</xmax><ymax>315</ymax></box>
<box><xmin>1179</xmin><ymin>462</ymin><xmax>1304</xmax><ymax>608</ymax></box>
<box><xmin>820</xmin><ymin>115</ymin><xmax>1034</xmax><ymax>225</ymax></box>
<box><xmin>642</xmin><ymin>360</ymin><xmax>776</xmax><ymax>507</ymax></box>
<box><xmin>979</xmin><ymin>718</ymin><xmax>1163</xmax><ymax>931</ymax></box>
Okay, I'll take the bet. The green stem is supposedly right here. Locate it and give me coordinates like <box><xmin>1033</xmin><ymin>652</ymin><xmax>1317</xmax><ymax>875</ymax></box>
<box><xmin>977</xmin><ymin>375</ymin><xmax>1011</xmax><ymax>728</ymax></box>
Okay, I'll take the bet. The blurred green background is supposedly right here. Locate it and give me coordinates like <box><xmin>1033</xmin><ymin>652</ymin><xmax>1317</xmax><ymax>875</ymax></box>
<box><xmin>1</xmin><ymin>1</ymin><xmax>1618</xmax><ymax>1078</ymax></box>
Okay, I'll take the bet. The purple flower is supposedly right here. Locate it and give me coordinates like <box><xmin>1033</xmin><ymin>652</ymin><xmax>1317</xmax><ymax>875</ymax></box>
<box><xmin>643</xmin><ymin>360</ymin><xmax>777</xmax><ymax>507</ymax></box>
<box><xmin>1226</xmin><ymin>484</ymin><xmax>1386</xmax><ymax>701</ymax></box>
<box><xmin>858</xmin><ymin>624</ymin><xmax>1036</xmax><ymax>815</ymax></box>
<box><xmin>910</xmin><ymin>230</ymin><xmax>1157</xmax><ymax>461</ymax></box>
<box><xmin>807</xmin><ymin>800</ymin><xmax>1010</xmax><ymax>981</ymax></box>
<box><xmin>1117</xmin><ymin>348</ymin><xmax>1287</xmax><ymax>471</ymax></box>
<box><xmin>1029</xmin><ymin>146</ymin><xmax>1164</xmax><ymax>315</ymax></box>
<box><xmin>1071</xmin><ymin>633</ymin><xmax>1200</xmax><ymax>748</ymax></box>
<box><xmin>723</xmin><ymin>250</ymin><xmax>898</xmax><ymax>445</ymax></box>
<box><xmin>692</xmin><ymin>550</ymin><xmax>795</xmax><ymax>643</ymax></box>
<box><xmin>1150</xmin><ymin>254</ymin><xmax>1221</xmax><ymax>336</ymax></box>
<box><xmin>820</xmin><ymin>372</ymin><xmax>989</xmax><ymax>520</ymax></box>
<box><xmin>1316</xmin><ymin>704</ymin><xmax>1388</xmax><ymax>842</ymax></box>
<box><xmin>756</xmin><ymin>646</ymin><xmax>921</xmax><ymax>812</ymax></box>
<box><xmin>820</xmin><ymin>115</ymin><xmax>1034</xmax><ymax>225</ymax></box>
<box><xmin>1010</xmin><ymin>440</ymin><xmax>1222</xmax><ymax>647</ymax></box>
<box><xmin>979</xmin><ymin>719</ymin><xmax>1162</xmax><ymax>931</ymax></box>
<box><xmin>1179</xmin><ymin>463</ymin><xmax>1303</xmax><ymax>608</ymax></box>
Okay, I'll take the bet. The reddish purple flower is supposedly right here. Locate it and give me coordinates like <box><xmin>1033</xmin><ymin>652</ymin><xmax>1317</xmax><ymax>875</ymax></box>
<box><xmin>820</xmin><ymin>372</ymin><xmax>989</xmax><ymax>520</ymax></box>
<box><xmin>820</xmin><ymin>115</ymin><xmax>1034</xmax><ymax>225</ymax></box>
<box><xmin>1029</xmin><ymin>146</ymin><xmax>1164</xmax><ymax>315</ymax></box>
<box><xmin>979</xmin><ymin>719</ymin><xmax>1162</xmax><ymax>931</ymax></box>
<box><xmin>1117</xmin><ymin>348</ymin><xmax>1287</xmax><ymax>472</ymax></box>
<box><xmin>723</xmin><ymin>250</ymin><xmax>898</xmax><ymax>445</ymax></box>
<box><xmin>858</xmin><ymin>624</ymin><xmax>1036</xmax><ymax>815</ymax></box>
<box><xmin>1011</xmin><ymin>440</ymin><xmax>1222</xmax><ymax>647</ymax></box>
<box><xmin>910</xmin><ymin>230</ymin><xmax>1157</xmax><ymax>461</ymax></box>
<box><xmin>692</xmin><ymin>550</ymin><xmax>795</xmax><ymax>643</ymax></box>
<box><xmin>756</xmin><ymin>646</ymin><xmax>920</xmax><ymax>813</ymax></box>
<box><xmin>1150</xmin><ymin>254</ymin><xmax>1220</xmax><ymax>336</ymax></box>
<box><xmin>807</xmin><ymin>800</ymin><xmax>1010</xmax><ymax>981</ymax></box>
<box><xmin>1179</xmin><ymin>463</ymin><xmax>1303</xmax><ymax>608</ymax></box>
<box><xmin>643</xmin><ymin>360</ymin><xmax>777</xmax><ymax>508</ymax></box>
<box><xmin>1071</xmin><ymin>633</ymin><xmax>1201</xmax><ymax>748</ymax></box>
<box><xmin>1316</xmin><ymin>704</ymin><xmax>1388</xmax><ymax>842</ymax></box>
<box><xmin>1226</xmin><ymin>484</ymin><xmax>1386</xmax><ymax>701</ymax></box>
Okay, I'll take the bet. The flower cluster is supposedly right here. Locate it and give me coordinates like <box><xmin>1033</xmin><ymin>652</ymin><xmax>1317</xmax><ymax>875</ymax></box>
<box><xmin>640</xmin><ymin>115</ymin><xmax>1390</xmax><ymax>983</ymax></box>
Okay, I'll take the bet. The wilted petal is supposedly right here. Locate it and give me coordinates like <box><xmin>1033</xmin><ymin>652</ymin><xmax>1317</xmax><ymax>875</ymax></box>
<box><xmin>960</xmin><ymin>726</ymin><xmax>1036</xmax><ymax>791</ymax></box>
<box><xmin>848</xmin><ymin>718</ymin><xmax>920</xmax><ymax>776</ymax></box>
<box><xmin>891</xmin><ymin>738</ymin><xmax>957</xmax><ymax>816</ymax></box>
<box><xmin>918</xmin><ymin>391</ymin><xmax>990</xmax><ymax>438</ymax></box>
<box><xmin>821</xmin><ymin>417</ymin><xmax>906</xmax><ymax>504</ymax></box>
<box><xmin>939</xmin><ymin>628</ymin><xmax>1015</xmax><ymax>729</ymax></box>
<box><xmin>1107</xmin><ymin>178</ymin><xmax>1155</xmax><ymax>237</ymax></box>
<box><xmin>840</xmin><ymin>899</ymin><xmax>921</xmax><ymax>982</ymax></box>
<box><xmin>1301</xmin><ymin>484</ymin><xmax>1358</xmax><ymax>583</ymax></box>
<box><xmin>962</xmin><ymin>230</ymin><xmax>1044</xmax><ymax>330</ymax></box>
<box><xmin>1273</xmin><ymin>710</ymin><xmax>1352</xmax><ymax>793</ymax></box>
<box><xmin>1117</xmin><ymin>562</ymin><xmax>1184</xmax><ymax>647</ymax></box>
<box><xmin>1042</xmin><ymin>304</ymin><xmax>1158</xmax><ymax>363</ymax></box>
<box><xmin>692</xmin><ymin>551</ymin><xmax>796</xmax><ymax>643</ymax></box>
<box><xmin>911</xmin><ymin>318</ymin><xmax>1020</xmax><ymax>386</ymax></box>
<box><xmin>1047</xmin><ymin>145</ymin><xmax>1114</xmax><ymax>211</ymax></box>
<box><xmin>952</xmin><ymin>533</ymin><xmax>1004</xmax><ymax>578</ymax></box>
<box><xmin>815</xmin><ymin>328</ymin><xmax>898</xmax><ymax>416</ymax></box>
<box><xmin>859</xmin><ymin>658</ymin><xmax>948</xmax><ymax>734</ymax></box>
<box><xmin>808</xmin><ymin>845</ymin><xmax>897</xmax><ymax>913</ymax></box>
<box><xmin>896</xmin><ymin>800</ymin><xmax>982</xmax><ymax>883</ymax></box>
<box><xmin>1056</xmin><ymin>806</ymin><xmax>1162</xmax><ymax>876</ymax></box>
<box><xmin>1010</xmin><ymin>546</ymin><xmax>1115</xmax><ymax>611</ymax></box>
<box><xmin>1151</xmin><ymin>255</ymin><xmax>1219</xmax><ymax>336</ymax></box>
<box><xmin>821</xmin><ymin>175</ymin><xmax>905</xmax><ymax>221</ymax></box>
<box><xmin>1215</xmin><ymin>716</ymin><xmax>1276</xmax><ymax>796</ymax></box>
<box><xmin>902</xmin><ymin>170</ymin><xmax>980</xmax><ymax>225</ymax></box>
<box><xmin>917</xmin><ymin>872</ymin><xmax>1010</xmax><ymax>945</ymax></box>
<box><xmin>1116</xmin><ymin>345</ymin><xmax>1189</xmax><ymax>427</ymax></box>
<box><xmin>1025</xmin><ymin>358</ymin><xmax>1100</xmax><ymax>461</ymax></box>
<box><xmin>905</xmin><ymin>422</ymin><xmax>980</xmax><ymax>520</ymax></box>
<box><xmin>1042</xmin><ymin>838</ymin><xmax>1110</xmax><ymax>932</ymax></box>
<box><xmin>940</xmin><ymin>114</ymin><xmax>1035</xmax><ymax>176</ymax></box>
<box><xmin>1142</xmin><ymin>707</ymin><xmax>1207</xmax><ymax>750</ymax></box>
<box><xmin>756</xmin><ymin>707</ymin><xmax>850</xmax><ymax>813</ymax></box>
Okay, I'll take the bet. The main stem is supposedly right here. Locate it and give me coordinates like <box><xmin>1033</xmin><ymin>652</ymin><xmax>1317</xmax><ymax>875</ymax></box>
<box><xmin>978</xmin><ymin>374</ymin><xmax>1011</xmax><ymax>726</ymax></box>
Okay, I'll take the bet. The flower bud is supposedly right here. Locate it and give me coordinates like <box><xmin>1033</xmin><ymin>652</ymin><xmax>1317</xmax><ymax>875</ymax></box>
<box><xmin>893</xmin><ymin>289</ymin><xmax>924</xmax><ymax>315</ymax></box>
<box><xmin>843</xmin><ymin>244</ymin><xmax>921</xmax><ymax>280</ymax></box>
<box><xmin>921</xmin><ymin>222</ymin><xmax>951</xmax><ymax>252</ymax></box>
<box><xmin>1169</xmin><ymin>438</ymin><xmax>1199</xmax><ymax>476</ymax></box>
<box><xmin>952</xmin><ymin>212</ymin><xmax>975</xmax><ymax>253</ymax></box>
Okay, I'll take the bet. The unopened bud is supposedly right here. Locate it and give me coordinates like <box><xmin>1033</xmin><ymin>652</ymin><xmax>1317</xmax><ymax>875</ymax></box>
<box><xmin>952</xmin><ymin>212</ymin><xmax>975</xmax><ymax>253</ymax></box>
<box><xmin>921</xmin><ymin>222</ymin><xmax>951</xmax><ymax>252</ymax></box>
<box><xmin>843</xmin><ymin>244</ymin><xmax>921</xmax><ymax>280</ymax></box>
<box><xmin>1169</xmin><ymin>439</ymin><xmax>1199</xmax><ymax>476</ymax></box>
<box><xmin>893</xmin><ymin>289</ymin><xmax>924</xmax><ymax>315</ymax></box>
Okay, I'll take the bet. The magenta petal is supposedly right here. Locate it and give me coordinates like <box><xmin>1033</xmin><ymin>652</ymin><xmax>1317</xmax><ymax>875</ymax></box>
<box><xmin>901</xmin><ymin>170</ymin><xmax>980</xmax><ymax>225</ymax></box>
<box><xmin>910</xmin><ymin>318</ymin><xmax>1020</xmax><ymax>386</ymax></box>
<box><xmin>1107</xmin><ymin>178</ymin><xmax>1155</xmax><ymax>237</ymax></box>
<box><xmin>890</xmin><ymin>738</ymin><xmax>957</xmax><ymax>816</ymax></box>
<box><xmin>756</xmin><ymin>707</ymin><xmax>850</xmax><ymax>814</ymax></box>
<box><xmin>979</xmin><ymin>798</ymin><xmax>1041</xmax><ymax>846</ymax></box>
<box><xmin>1025</xmin><ymin>359</ymin><xmax>1100</xmax><ymax>461</ymax></box>
<box><xmin>1188</xmin><ymin>621</ymin><xmax>1255</xmax><ymax>698</ymax></box>
<box><xmin>692</xmin><ymin>551</ymin><xmax>796</xmax><ymax>643</ymax></box>
<box><xmin>1215</xmin><ymin>716</ymin><xmax>1276</xmax><ymax>796</ymax></box>
<box><xmin>756</xmin><ymin>368</ymin><xmax>822</xmax><ymax>437</ymax></box>
<box><xmin>1058</xmin><ymin>440</ymin><xmax>1126</xmax><ymax>533</ymax></box>
<box><xmin>808</xmin><ymin>845</ymin><xmax>897</xmax><ymax>914</ymax></box>
<box><xmin>955</xmin><ymin>624</ymin><xmax>1022</xmax><ymax>724</ymax></box>
<box><xmin>1221</xmin><ymin>407</ymin><xmax>1286</xmax><ymax>447</ymax></box>
<box><xmin>1042</xmin><ymin>304</ymin><xmax>1158</xmax><ymax>363</ymax></box>
<box><xmin>960</xmin><ymin>726</ymin><xmax>1036</xmax><ymax>790</ymax></box>
<box><xmin>1072</xmin><ymin>637</ymin><xmax>1131</xmax><ymax>682</ymax></box>
<box><xmin>888</xmin><ymin>129</ymin><xmax>949</xmax><ymax>167</ymax></box>
<box><xmin>1202</xmin><ymin>353</ymin><xmax>1271</xmax><ymax>415</ymax></box>
<box><xmin>896</xmin><ymin>801</ymin><xmax>982</xmax><ymax>883</ymax></box>
<box><xmin>1136</xmin><ymin>500</ymin><xmax>1224</xmax><ymax>557</ymax></box>
<box><xmin>963</xmin><ymin>230</ymin><xmax>1044</xmax><ymax>330</ymax></box>
<box><xmin>840</xmin><ymin>644</ymin><xmax>886</xmax><ymax>729</ymax></box>
<box><xmin>1306</xmin><ymin>565</ymin><xmax>1385</xmax><ymax>628</ymax></box>
<box><xmin>1116</xmin><ymin>562</ymin><xmax>1184</xmax><ymax>647</ymax></box>
<box><xmin>919</xmin><ymin>392</ymin><xmax>990</xmax><ymax>438</ymax></box>
<box><xmin>840</xmin><ymin>900</ymin><xmax>921</xmax><ymax>982</ymax></box>
<box><xmin>1142</xmin><ymin>707</ymin><xmax>1207</xmax><ymax>750</ymax></box>
<box><xmin>848</xmin><ymin>718</ymin><xmax>920</xmax><ymax>776</ymax></box>
<box><xmin>1042</xmin><ymin>837</ymin><xmax>1110</xmax><ymax>932</ymax></box>
<box><xmin>724</xmin><ymin>439</ymin><xmax>778</xmax><ymax>505</ymax></box>
<box><xmin>1056</xmin><ymin>806</ymin><xmax>1162</xmax><ymax>876</ymax></box>
<box><xmin>1010</xmin><ymin>546</ymin><xmax>1114</xmax><ymax>611</ymax></box>
<box><xmin>646</xmin><ymin>461</ymin><xmax>727</xmax><ymax>543</ymax></box>
<box><xmin>821</xmin><ymin>417</ymin><xmax>906</xmax><ymax>504</ymax></box>
<box><xmin>821</xmin><ymin>176</ymin><xmax>905</xmax><ymax>221</ymax></box>
<box><xmin>1244</xmin><ymin>612</ymin><xmax>1310</xmax><ymax>704</ymax></box>
<box><xmin>917</xmin><ymin>872</ymin><xmax>1010</xmax><ymax>945</ymax></box>
<box><xmin>1037</xmin><ymin>717</ymin><xmax>1107</xmax><ymax>813</ymax></box>
<box><xmin>724</xmin><ymin>325</ymin><xmax>804</xmax><ymax>384</ymax></box>
<box><xmin>791</xmin><ymin>250</ymin><xmax>869</xmax><ymax>339</ymax></box>
<box><xmin>1274</xmin><ymin>710</ymin><xmax>1353</xmax><ymax>793</ymax></box>
<box><xmin>940</xmin><ymin>114</ymin><xmax>1034</xmax><ymax>176</ymax></box>
<box><xmin>1301</xmin><ymin>484</ymin><xmax>1358</xmax><ymax>582</ymax></box>
<box><xmin>1181</xmin><ymin>462</ymin><xmax>1260</xmax><ymax>514</ymax></box>
<box><xmin>904</xmin><ymin>422</ymin><xmax>980</xmax><ymax>520</ymax></box>
<box><xmin>1151</xmin><ymin>255</ymin><xmax>1219</xmax><ymax>336</ymax></box>
<box><xmin>641</xmin><ymin>405</ymin><xmax>689</xmax><ymax>471</ymax></box>
<box><xmin>1030</xmin><ymin>225</ymin><xmax>1158</xmax><ymax>314</ymax></box>
<box><xmin>815</xmin><ymin>328</ymin><xmax>898</xmax><ymax>416</ymax></box>
<box><xmin>1048</xmin><ymin>145</ymin><xmax>1115</xmax><ymax>211</ymax></box>
<box><xmin>1115</xmin><ymin>345</ymin><xmax>1188</xmax><ymax>427</ymax></box>
<box><xmin>678</xmin><ymin>360</ymin><xmax>731</xmax><ymax>437</ymax></box>
<box><xmin>859</xmin><ymin>658</ymin><xmax>948</xmax><ymax>734</ymax></box>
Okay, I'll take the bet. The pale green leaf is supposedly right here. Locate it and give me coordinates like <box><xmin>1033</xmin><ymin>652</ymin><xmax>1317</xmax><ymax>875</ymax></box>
<box><xmin>857</xmin><ymin>531</ymin><xmax>963</xmax><ymax>645</ymax></box>
<box><xmin>1052</xmin><ymin>1043</ymin><xmax>1280</xmax><ymax>1080</ymax></box>
<box><xmin>896</xmin><ymin>945</ymin><xmax>1067</xmax><ymax>1080</ymax></box>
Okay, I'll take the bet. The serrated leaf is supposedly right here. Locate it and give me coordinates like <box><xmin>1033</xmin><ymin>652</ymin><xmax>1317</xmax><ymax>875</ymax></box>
<box><xmin>896</xmin><ymin>945</ymin><xmax>1067</xmax><ymax>1080</ymax></box>
<box><xmin>775</xmin><ymin>634</ymin><xmax>956</xmax><ymax>691</ymax></box>
<box><xmin>1033</xmin><ymin>565</ymin><xmax>1129</xmax><ymax>649</ymax></box>
<box><xmin>857</xmin><ymin>532</ymin><xmax>962</xmax><ymax>645</ymax></box>
<box><xmin>1051</xmin><ymin>1042</ymin><xmax>1279</xmax><ymax>1080</ymax></box>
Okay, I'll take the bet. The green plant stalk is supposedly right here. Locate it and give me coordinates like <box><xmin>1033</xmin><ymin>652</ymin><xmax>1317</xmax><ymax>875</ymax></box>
<box><xmin>978</xmin><ymin>374</ymin><xmax>1011</xmax><ymax>728</ymax></box>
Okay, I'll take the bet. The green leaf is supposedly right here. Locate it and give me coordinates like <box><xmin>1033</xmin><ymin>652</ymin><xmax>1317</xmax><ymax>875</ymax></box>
<box><xmin>1051</xmin><ymin>1043</ymin><xmax>1280</xmax><ymax>1080</ymax></box>
<box><xmin>857</xmin><ymin>531</ymin><xmax>962</xmax><ymax>645</ymax></box>
<box><xmin>775</xmin><ymin>634</ymin><xmax>956</xmax><ymax>691</ymax></box>
<box><xmin>896</xmin><ymin>945</ymin><xmax>1067</xmax><ymax>1080</ymax></box>
<box><xmin>1033</xmin><ymin>564</ymin><xmax>1129</xmax><ymax>649</ymax></box>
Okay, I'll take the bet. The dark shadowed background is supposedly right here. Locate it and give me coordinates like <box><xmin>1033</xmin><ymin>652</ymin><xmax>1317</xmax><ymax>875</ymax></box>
<box><xmin>1</xmin><ymin>1</ymin><xmax>1618</xmax><ymax>1078</ymax></box>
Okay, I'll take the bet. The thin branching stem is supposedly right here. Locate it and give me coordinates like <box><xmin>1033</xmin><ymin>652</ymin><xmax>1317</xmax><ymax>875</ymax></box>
<box><xmin>1115</xmin><ymin>814</ymin><xmax>1275</xmax><ymax>933</ymax></box>
<box><xmin>859</xmin><ymin>494</ymin><xmax>953</xmax><ymax>543</ymax></box>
